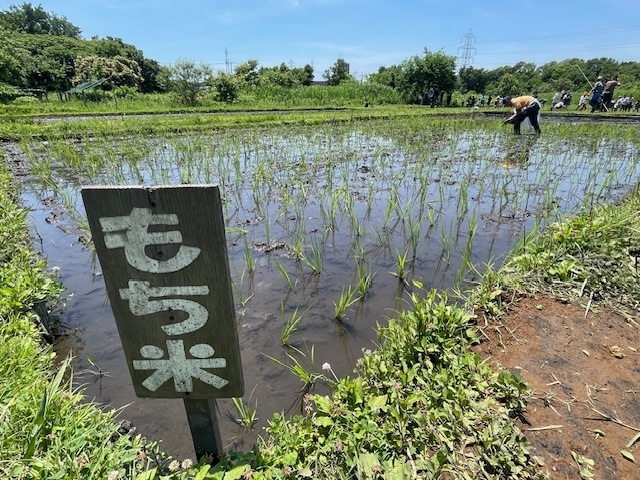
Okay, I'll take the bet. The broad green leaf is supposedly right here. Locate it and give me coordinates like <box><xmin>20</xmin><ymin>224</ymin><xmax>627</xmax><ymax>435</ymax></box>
<box><xmin>282</xmin><ymin>451</ymin><xmax>298</xmax><ymax>466</ymax></box>
<box><xmin>368</xmin><ymin>394</ymin><xmax>388</xmax><ymax>410</ymax></box>
<box><xmin>313</xmin><ymin>416</ymin><xmax>334</xmax><ymax>427</ymax></box>
<box><xmin>223</xmin><ymin>461</ymin><xmax>250</xmax><ymax>480</ymax></box>
<box><xmin>135</xmin><ymin>468</ymin><xmax>157</xmax><ymax>480</ymax></box>
<box><xmin>314</xmin><ymin>395</ymin><xmax>332</xmax><ymax>413</ymax></box>
<box><xmin>354</xmin><ymin>377</ymin><xmax>364</xmax><ymax>404</ymax></box>
<box><xmin>194</xmin><ymin>464</ymin><xmax>211</xmax><ymax>480</ymax></box>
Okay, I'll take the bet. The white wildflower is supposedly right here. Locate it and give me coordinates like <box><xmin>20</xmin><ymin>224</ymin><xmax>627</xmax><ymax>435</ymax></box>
<box><xmin>107</xmin><ymin>471</ymin><xmax>121</xmax><ymax>480</ymax></box>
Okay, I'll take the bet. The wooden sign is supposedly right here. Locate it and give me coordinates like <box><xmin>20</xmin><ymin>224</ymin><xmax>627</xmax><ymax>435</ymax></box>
<box><xmin>81</xmin><ymin>185</ymin><xmax>244</xmax><ymax>400</ymax></box>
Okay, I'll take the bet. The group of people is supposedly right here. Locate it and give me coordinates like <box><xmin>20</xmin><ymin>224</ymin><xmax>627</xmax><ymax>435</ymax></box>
<box><xmin>611</xmin><ymin>95</ymin><xmax>635</xmax><ymax>112</ymax></box>
<box><xmin>588</xmin><ymin>75</ymin><xmax>620</xmax><ymax>112</ymax></box>
<box><xmin>550</xmin><ymin>90</ymin><xmax>573</xmax><ymax>109</ymax></box>
<box><xmin>501</xmin><ymin>73</ymin><xmax>625</xmax><ymax>135</ymax></box>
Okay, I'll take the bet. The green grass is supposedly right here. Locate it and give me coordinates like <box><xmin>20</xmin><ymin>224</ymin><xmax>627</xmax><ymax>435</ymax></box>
<box><xmin>0</xmin><ymin>156</ymin><xmax>160</xmax><ymax>479</ymax></box>
<box><xmin>470</xmin><ymin>184</ymin><xmax>640</xmax><ymax>326</ymax></box>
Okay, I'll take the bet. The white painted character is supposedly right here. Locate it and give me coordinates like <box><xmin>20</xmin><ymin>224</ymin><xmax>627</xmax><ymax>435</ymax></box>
<box><xmin>99</xmin><ymin>207</ymin><xmax>201</xmax><ymax>273</ymax></box>
<box><xmin>133</xmin><ymin>340</ymin><xmax>228</xmax><ymax>392</ymax></box>
<box><xmin>120</xmin><ymin>280</ymin><xmax>209</xmax><ymax>335</ymax></box>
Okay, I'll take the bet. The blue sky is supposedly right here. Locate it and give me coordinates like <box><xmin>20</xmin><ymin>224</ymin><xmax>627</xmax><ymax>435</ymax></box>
<box><xmin>4</xmin><ymin>0</ymin><xmax>640</xmax><ymax>79</ymax></box>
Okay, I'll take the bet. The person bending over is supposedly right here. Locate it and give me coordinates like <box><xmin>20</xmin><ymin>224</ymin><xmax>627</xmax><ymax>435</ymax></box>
<box><xmin>503</xmin><ymin>95</ymin><xmax>542</xmax><ymax>134</ymax></box>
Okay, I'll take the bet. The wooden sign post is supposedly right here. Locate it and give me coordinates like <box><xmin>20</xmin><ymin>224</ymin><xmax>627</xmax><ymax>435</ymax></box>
<box><xmin>81</xmin><ymin>185</ymin><xmax>243</xmax><ymax>461</ymax></box>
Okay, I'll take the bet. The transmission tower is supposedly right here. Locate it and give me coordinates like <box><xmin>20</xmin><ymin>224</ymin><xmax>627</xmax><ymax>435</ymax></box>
<box><xmin>225</xmin><ymin>47</ymin><xmax>231</xmax><ymax>74</ymax></box>
<box><xmin>457</xmin><ymin>29</ymin><xmax>476</xmax><ymax>70</ymax></box>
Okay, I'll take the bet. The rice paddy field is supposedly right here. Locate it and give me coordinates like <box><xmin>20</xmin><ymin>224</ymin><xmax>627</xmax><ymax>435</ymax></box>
<box><xmin>10</xmin><ymin>113</ymin><xmax>640</xmax><ymax>460</ymax></box>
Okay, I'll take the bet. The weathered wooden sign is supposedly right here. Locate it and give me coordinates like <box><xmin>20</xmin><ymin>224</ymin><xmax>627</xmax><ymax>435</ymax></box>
<box><xmin>81</xmin><ymin>185</ymin><xmax>244</xmax><ymax>400</ymax></box>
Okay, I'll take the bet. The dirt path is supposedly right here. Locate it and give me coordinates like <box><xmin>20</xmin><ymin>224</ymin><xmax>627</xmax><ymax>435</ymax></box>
<box><xmin>473</xmin><ymin>294</ymin><xmax>640</xmax><ymax>479</ymax></box>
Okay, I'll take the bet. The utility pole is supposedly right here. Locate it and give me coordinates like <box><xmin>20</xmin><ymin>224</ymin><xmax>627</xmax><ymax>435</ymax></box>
<box><xmin>457</xmin><ymin>29</ymin><xmax>476</xmax><ymax>70</ymax></box>
<box><xmin>225</xmin><ymin>48</ymin><xmax>231</xmax><ymax>74</ymax></box>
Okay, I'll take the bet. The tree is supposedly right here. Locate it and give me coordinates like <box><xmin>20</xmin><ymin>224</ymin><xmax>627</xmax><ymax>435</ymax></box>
<box><xmin>164</xmin><ymin>59</ymin><xmax>213</xmax><ymax>106</ymax></box>
<box><xmin>368</xmin><ymin>65</ymin><xmax>402</xmax><ymax>89</ymax></box>
<box><xmin>0</xmin><ymin>28</ymin><xmax>28</xmax><ymax>84</ymax></box>
<box><xmin>0</xmin><ymin>2</ymin><xmax>81</xmax><ymax>38</ymax></box>
<box><xmin>257</xmin><ymin>63</ymin><xmax>314</xmax><ymax>88</ymax></box>
<box><xmin>138</xmin><ymin>57</ymin><xmax>163</xmax><ymax>93</ymax></box>
<box><xmin>16</xmin><ymin>32</ymin><xmax>89</xmax><ymax>90</ymax></box>
<box><xmin>233</xmin><ymin>59</ymin><xmax>259</xmax><ymax>87</ymax></box>
<box><xmin>210</xmin><ymin>72</ymin><xmax>239</xmax><ymax>103</ymax></box>
<box><xmin>297</xmin><ymin>64</ymin><xmax>314</xmax><ymax>86</ymax></box>
<box><xmin>323</xmin><ymin>58</ymin><xmax>354</xmax><ymax>86</ymax></box>
<box><xmin>73</xmin><ymin>55</ymin><xmax>143</xmax><ymax>90</ymax></box>
<box><xmin>458</xmin><ymin>66</ymin><xmax>490</xmax><ymax>94</ymax></box>
<box><xmin>491</xmin><ymin>72</ymin><xmax>525</xmax><ymax>97</ymax></box>
<box><xmin>395</xmin><ymin>49</ymin><xmax>456</xmax><ymax>104</ymax></box>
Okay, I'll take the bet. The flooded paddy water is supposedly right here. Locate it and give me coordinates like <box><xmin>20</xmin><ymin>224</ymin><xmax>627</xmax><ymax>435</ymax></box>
<box><xmin>6</xmin><ymin>117</ymin><xmax>640</xmax><ymax>460</ymax></box>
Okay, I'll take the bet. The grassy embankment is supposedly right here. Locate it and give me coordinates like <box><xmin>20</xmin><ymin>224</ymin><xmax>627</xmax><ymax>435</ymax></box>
<box><xmin>2</xmin><ymin>104</ymin><xmax>639</xmax><ymax>478</ymax></box>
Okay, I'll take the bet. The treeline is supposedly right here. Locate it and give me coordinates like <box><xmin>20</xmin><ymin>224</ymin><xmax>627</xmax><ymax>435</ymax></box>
<box><xmin>454</xmin><ymin>59</ymin><xmax>640</xmax><ymax>98</ymax></box>
<box><xmin>2</xmin><ymin>2</ymin><xmax>640</xmax><ymax>106</ymax></box>
<box><xmin>0</xmin><ymin>3</ymin><xmax>162</xmax><ymax>95</ymax></box>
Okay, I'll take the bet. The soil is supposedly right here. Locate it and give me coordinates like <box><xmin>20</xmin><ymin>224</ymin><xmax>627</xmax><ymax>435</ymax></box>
<box><xmin>472</xmin><ymin>294</ymin><xmax>640</xmax><ymax>479</ymax></box>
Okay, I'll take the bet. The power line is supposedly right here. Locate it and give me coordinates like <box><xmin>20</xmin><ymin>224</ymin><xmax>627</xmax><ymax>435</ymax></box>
<box><xmin>475</xmin><ymin>24</ymin><xmax>640</xmax><ymax>47</ymax></box>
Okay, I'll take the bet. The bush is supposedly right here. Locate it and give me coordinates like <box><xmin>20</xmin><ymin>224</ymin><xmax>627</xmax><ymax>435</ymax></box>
<box><xmin>12</xmin><ymin>95</ymin><xmax>39</xmax><ymax>104</ymax></box>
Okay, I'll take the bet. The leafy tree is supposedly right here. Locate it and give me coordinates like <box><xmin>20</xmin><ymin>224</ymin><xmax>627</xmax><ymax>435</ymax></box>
<box><xmin>510</xmin><ymin>61</ymin><xmax>541</xmax><ymax>92</ymax></box>
<box><xmin>367</xmin><ymin>65</ymin><xmax>402</xmax><ymax>89</ymax></box>
<box><xmin>88</xmin><ymin>36</ymin><xmax>144</xmax><ymax>63</ymax></box>
<box><xmin>323</xmin><ymin>58</ymin><xmax>354</xmax><ymax>86</ymax></box>
<box><xmin>258</xmin><ymin>66</ymin><xmax>297</xmax><ymax>88</ymax></box>
<box><xmin>233</xmin><ymin>59</ymin><xmax>259</xmax><ymax>87</ymax></box>
<box><xmin>584</xmin><ymin>57</ymin><xmax>620</xmax><ymax>82</ymax></box>
<box><xmin>73</xmin><ymin>55</ymin><xmax>143</xmax><ymax>90</ymax></box>
<box><xmin>458</xmin><ymin>66</ymin><xmax>491</xmax><ymax>94</ymax></box>
<box><xmin>163</xmin><ymin>59</ymin><xmax>212</xmax><ymax>105</ymax></box>
<box><xmin>0</xmin><ymin>28</ymin><xmax>28</xmax><ymax>84</ymax></box>
<box><xmin>21</xmin><ymin>33</ymin><xmax>89</xmax><ymax>90</ymax></box>
<box><xmin>138</xmin><ymin>57</ymin><xmax>163</xmax><ymax>93</ymax></box>
<box><xmin>395</xmin><ymin>49</ymin><xmax>457</xmax><ymax>103</ymax></box>
<box><xmin>257</xmin><ymin>63</ymin><xmax>314</xmax><ymax>88</ymax></box>
<box><xmin>0</xmin><ymin>2</ymin><xmax>81</xmax><ymax>38</ymax></box>
<box><xmin>297</xmin><ymin>64</ymin><xmax>314</xmax><ymax>86</ymax></box>
<box><xmin>210</xmin><ymin>71</ymin><xmax>239</xmax><ymax>103</ymax></box>
<box><xmin>491</xmin><ymin>72</ymin><xmax>525</xmax><ymax>97</ymax></box>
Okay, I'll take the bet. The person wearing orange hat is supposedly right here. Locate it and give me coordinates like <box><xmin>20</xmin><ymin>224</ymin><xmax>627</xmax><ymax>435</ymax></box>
<box><xmin>503</xmin><ymin>95</ymin><xmax>542</xmax><ymax>134</ymax></box>
<box><xmin>577</xmin><ymin>91</ymin><xmax>589</xmax><ymax>110</ymax></box>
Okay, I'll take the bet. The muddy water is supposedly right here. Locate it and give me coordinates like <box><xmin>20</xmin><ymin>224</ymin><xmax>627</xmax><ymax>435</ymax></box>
<box><xmin>7</xmin><ymin>124</ymin><xmax>640</xmax><ymax>461</ymax></box>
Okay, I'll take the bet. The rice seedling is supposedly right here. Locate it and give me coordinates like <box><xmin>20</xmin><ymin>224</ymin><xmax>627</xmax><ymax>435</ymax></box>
<box><xmin>274</xmin><ymin>258</ymin><xmax>296</xmax><ymax>291</ymax></box>
<box><xmin>264</xmin><ymin>345</ymin><xmax>322</xmax><ymax>393</ymax></box>
<box><xmin>231</xmin><ymin>268</ymin><xmax>254</xmax><ymax>307</ymax></box>
<box><xmin>334</xmin><ymin>284</ymin><xmax>361</xmax><ymax>322</ymax></box>
<box><xmin>231</xmin><ymin>385</ymin><xmax>259</xmax><ymax>432</ymax></box>
<box><xmin>355</xmin><ymin>259</ymin><xmax>375</xmax><ymax>298</ymax></box>
<box><xmin>243</xmin><ymin>238</ymin><xmax>255</xmax><ymax>275</ymax></box>
<box><xmin>390</xmin><ymin>248</ymin><xmax>410</xmax><ymax>283</ymax></box>
<box><xmin>281</xmin><ymin>303</ymin><xmax>314</xmax><ymax>346</ymax></box>
<box><xmin>301</xmin><ymin>241</ymin><xmax>322</xmax><ymax>274</ymax></box>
